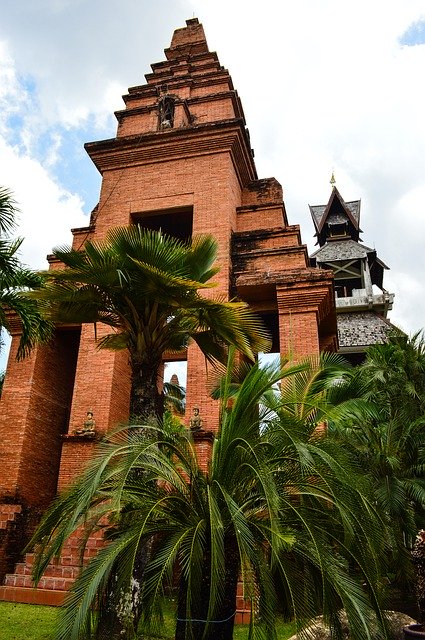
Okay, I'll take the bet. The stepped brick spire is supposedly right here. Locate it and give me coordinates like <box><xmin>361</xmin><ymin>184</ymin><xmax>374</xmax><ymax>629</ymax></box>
<box><xmin>0</xmin><ymin>18</ymin><xmax>337</xmax><ymax>606</ymax></box>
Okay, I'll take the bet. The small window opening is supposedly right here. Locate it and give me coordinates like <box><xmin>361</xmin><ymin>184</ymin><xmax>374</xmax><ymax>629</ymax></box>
<box><xmin>329</xmin><ymin>222</ymin><xmax>348</xmax><ymax>237</ymax></box>
<box><xmin>132</xmin><ymin>207</ymin><xmax>193</xmax><ymax>243</ymax></box>
<box><xmin>163</xmin><ymin>360</ymin><xmax>187</xmax><ymax>417</ymax></box>
<box><xmin>258</xmin><ymin>311</ymin><xmax>280</xmax><ymax>354</ymax></box>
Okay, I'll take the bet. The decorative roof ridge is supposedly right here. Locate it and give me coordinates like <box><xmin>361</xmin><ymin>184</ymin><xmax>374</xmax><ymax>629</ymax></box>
<box><xmin>316</xmin><ymin>186</ymin><xmax>360</xmax><ymax>234</ymax></box>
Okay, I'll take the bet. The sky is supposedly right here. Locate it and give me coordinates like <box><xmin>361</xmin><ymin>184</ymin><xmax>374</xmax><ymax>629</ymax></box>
<box><xmin>1</xmin><ymin>0</ymin><xmax>425</xmax><ymax>377</ymax></box>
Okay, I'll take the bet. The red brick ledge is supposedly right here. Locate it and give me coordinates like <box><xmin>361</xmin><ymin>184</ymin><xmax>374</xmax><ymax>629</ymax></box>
<box><xmin>0</xmin><ymin>585</ymin><xmax>66</xmax><ymax>606</ymax></box>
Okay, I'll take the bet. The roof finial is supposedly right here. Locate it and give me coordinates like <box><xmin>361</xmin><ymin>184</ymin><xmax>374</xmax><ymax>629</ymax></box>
<box><xmin>330</xmin><ymin>170</ymin><xmax>336</xmax><ymax>189</ymax></box>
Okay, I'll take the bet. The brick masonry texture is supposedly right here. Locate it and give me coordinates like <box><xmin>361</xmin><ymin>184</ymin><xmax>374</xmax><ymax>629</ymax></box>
<box><xmin>0</xmin><ymin>18</ymin><xmax>337</xmax><ymax>607</ymax></box>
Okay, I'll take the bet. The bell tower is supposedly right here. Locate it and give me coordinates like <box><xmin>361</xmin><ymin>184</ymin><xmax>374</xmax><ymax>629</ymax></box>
<box><xmin>310</xmin><ymin>183</ymin><xmax>395</xmax><ymax>364</ymax></box>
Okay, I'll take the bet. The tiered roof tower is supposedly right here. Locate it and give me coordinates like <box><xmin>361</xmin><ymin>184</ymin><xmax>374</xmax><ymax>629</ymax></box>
<box><xmin>310</xmin><ymin>184</ymin><xmax>395</xmax><ymax>363</ymax></box>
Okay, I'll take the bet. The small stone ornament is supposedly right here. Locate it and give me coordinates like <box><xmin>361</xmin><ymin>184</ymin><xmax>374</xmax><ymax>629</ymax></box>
<box><xmin>189</xmin><ymin>406</ymin><xmax>203</xmax><ymax>432</ymax></box>
<box><xmin>74</xmin><ymin>410</ymin><xmax>96</xmax><ymax>437</ymax></box>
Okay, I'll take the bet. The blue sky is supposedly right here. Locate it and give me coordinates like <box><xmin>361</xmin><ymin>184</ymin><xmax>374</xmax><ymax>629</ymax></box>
<box><xmin>400</xmin><ymin>17</ymin><xmax>425</xmax><ymax>45</ymax></box>
<box><xmin>1</xmin><ymin>0</ymin><xmax>425</xmax><ymax>376</ymax></box>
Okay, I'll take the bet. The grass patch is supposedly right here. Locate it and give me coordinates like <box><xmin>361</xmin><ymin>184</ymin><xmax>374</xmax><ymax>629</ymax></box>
<box><xmin>233</xmin><ymin>620</ymin><xmax>296</xmax><ymax>639</ymax></box>
<box><xmin>0</xmin><ymin>601</ymin><xmax>296</xmax><ymax>639</ymax></box>
<box><xmin>0</xmin><ymin>602</ymin><xmax>58</xmax><ymax>640</ymax></box>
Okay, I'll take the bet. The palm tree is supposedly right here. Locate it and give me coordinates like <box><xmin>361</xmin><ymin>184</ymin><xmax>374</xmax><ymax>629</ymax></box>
<box><xmin>0</xmin><ymin>186</ymin><xmax>52</xmax><ymax>360</ymax></box>
<box><xmin>329</xmin><ymin>331</ymin><xmax>425</xmax><ymax>584</ymax></box>
<box><xmin>34</xmin><ymin>225</ymin><xmax>270</xmax><ymax>421</ymax></box>
<box><xmin>362</xmin><ymin>330</ymin><xmax>425</xmax><ymax>421</ymax></box>
<box><xmin>29</xmin><ymin>354</ymin><xmax>389</xmax><ymax>640</ymax></box>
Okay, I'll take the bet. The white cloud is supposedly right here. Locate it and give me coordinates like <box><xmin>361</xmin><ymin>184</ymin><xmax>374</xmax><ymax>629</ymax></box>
<box><xmin>0</xmin><ymin>138</ymin><xmax>87</xmax><ymax>267</ymax></box>
<box><xmin>0</xmin><ymin>40</ymin><xmax>88</xmax><ymax>269</ymax></box>
<box><xmin>0</xmin><ymin>0</ymin><xmax>424</xmax><ymax>381</ymax></box>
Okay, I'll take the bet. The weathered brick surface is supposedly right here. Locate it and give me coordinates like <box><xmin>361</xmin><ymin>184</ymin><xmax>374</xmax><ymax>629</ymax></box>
<box><xmin>0</xmin><ymin>329</ymin><xmax>79</xmax><ymax>507</ymax></box>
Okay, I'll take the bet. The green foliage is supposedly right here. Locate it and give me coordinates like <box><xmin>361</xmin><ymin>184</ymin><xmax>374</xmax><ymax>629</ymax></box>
<box><xmin>0</xmin><ymin>186</ymin><xmax>52</xmax><ymax>360</ymax></box>
<box><xmin>28</xmin><ymin>353</ymin><xmax>389</xmax><ymax>640</ymax></box>
<box><xmin>33</xmin><ymin>226</ymin><xmax>270</xmax><ymax>420</ymax></box>
<box><xmin>0</xmin><ymin>187</ymin><xmax>19</xmax><ymax>235</ymax></box>
<box><xmin>329</xmin><ymin>330</ymin><xmax>425</xmax><ymax>583</ymax></box>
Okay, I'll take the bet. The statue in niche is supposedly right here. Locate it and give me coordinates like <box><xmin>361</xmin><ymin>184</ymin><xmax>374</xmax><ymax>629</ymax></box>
<box><xmin>189</xmin><ymin>406</ymin><xmax>203</xmax><ymax>432</ymax></box>
<box><xmin>74</xmin><ymin>410</ymin><xmax>96</xmax><ymax>437</ymax></box>
<box><xmin>158</xmin><ymin>95</ymin><xmax>175</xmax><ymax>129</ymax></box>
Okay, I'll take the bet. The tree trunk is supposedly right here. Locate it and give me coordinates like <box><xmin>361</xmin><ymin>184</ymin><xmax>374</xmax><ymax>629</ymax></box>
<box><xmin>95</xmin><ymin>577</ymin><xmax>127</xmax><ymax>640</ymax></box>
<box><xmin>130</xmin><ymin>352</ymin><xmax>163</xmax><ymax>423</ymax></box>
<box><xmin>175</xmin><ymin>535</ymin><xmax>239</xmax><ymax>640</ymax></box>
<box><xmin>175</xmin><ymin>541</ymin><xmax>211</xmax><ymax>640</ymax></box>
<box><xmin>212</xmin><ymin>535</ymin><xmax>239</xmax><ymax>640</ymax></box>
<box><xmin>95</xmin><ymin>354</ymin><xmax>162</xmax><ymax>640</ymax></box>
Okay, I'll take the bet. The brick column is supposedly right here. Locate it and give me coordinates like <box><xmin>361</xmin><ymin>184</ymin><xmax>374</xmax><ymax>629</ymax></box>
<box><xmin>0</xmin><ymin>328</ymin><xmax>78</xmax><ymax>508</ymax></box>
<box><xmin>278</xmin><ymin>308</ymin><xmax>321</xmax><ymax>358</ymax></box>
<box><xmin>57</xmin><ymin>323</ymin><xmax>131</xmax><ymax>491</ymax></box>
<box><xmin>277</xmin><ymin>274</ymin><xmax>336</xmax><ymax>360</ymax></box>
<box><xmin>185</xmin><ymin>343</ymin><xmax>220</xmax><ymax>433</ymax></box>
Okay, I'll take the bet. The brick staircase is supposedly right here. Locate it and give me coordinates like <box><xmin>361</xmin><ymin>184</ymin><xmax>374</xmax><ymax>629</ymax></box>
<box><xmin>235</xmin><ymin>580</ymin><xmax>254</xmax><ymax>624</ymax></box>
<box><xmin>0</xmin><ymin>527</ymin><xmax>105</xmax><ymax>606</ymax></box>
<box><xmin>0</xmin><ymin>507</ymin><xmax>253</xmax><ymax>621</ymax></box>
<box><xmin>0</xmin><ymin>504</ymin><xmax>22</xmax><ymax>530</ymax></box>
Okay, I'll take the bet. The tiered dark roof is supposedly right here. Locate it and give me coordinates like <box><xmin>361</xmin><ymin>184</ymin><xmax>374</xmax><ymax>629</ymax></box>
<box><xmin>310</xmin><ymin>187</ymin><xmax>362</xmax><ymax>246</ymax></box>
<box><xmin>337</xmin><ymin>313</ymin><xmax>393</xmax><ymax>348</ymax></box>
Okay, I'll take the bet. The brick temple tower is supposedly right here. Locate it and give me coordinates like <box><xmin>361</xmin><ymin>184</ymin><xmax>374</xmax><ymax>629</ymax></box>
<box><xmin>309</xmin><ymin>182</ymin><xmax>395</xmax><ymax>364</ymax></box>
<box><xmin>0</xmin><ymin>19</ymin><xmax>337</xmax><ymax>603</ymax></box>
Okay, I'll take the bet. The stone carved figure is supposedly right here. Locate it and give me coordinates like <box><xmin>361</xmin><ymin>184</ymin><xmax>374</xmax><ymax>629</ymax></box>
<box><xmin>74</xmin><ymin>410</ymin><xmax>96</xmax><ymax>437</ymax></box>
<box><xmin>158</xmin><ymin>95</ymin><xmax>175</xmax><ymax>129</ymax></box>
<box><xmin>189</xmin><ymin>406</ymin><xmax>203</xmax><ymax>432</ymax></box>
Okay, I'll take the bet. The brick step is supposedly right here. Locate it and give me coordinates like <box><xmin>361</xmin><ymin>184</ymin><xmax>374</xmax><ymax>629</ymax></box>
<box><xmin>29</xmin><ymin>540</ymin><xmax>104</xmax><ymax>554</ymax></box>
<box><xmin>24</xmin><ymin>547</ymin><xmax>99</xmax><ymax>569</ymax></box>
<box><xmin>235</xmin><ymin>609</ymin><xmax>252</xmax><ymax>625</ymax></box>
<box><xmin>14</xmin><ymin>562</ymin><xmax>80</xmax><ymax>579</ymax></box>
<box><xmin>0</xmin><ymin>504</ymin><xmax>22</xmax><ymax>516</ymax></box>
<box><xmin>0</xmin><ymin>585</ymin><xmax>66</xmax><ymax>606</ymax></box>
<box><xmin>65</xmin><ymin>531</ymin><xmax>105</xmax><ymax>544</ymax></box>
<box><xmin>61</xmin><ymin>539</ymin><xmax>105</xmax><ymax>551</ymax></box>
<box><xmin>58</xmin><ymin>550</ymin><xmax>98</xmax><ymax>565</ymax></box>
<box><xmin>0</xmin><ymin>504</ymin><xmax>22</xmax><ymax>530</ymax></box>
<box><xmin>4</xmin><ymin>573</ymin><xmax>74</xmax><ymax>591</ymax></box>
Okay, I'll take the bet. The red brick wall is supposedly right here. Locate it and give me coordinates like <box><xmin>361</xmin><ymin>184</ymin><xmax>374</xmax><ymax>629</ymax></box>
<box><xmin>278</xmin><ymin>310</ymin><xmax>320</xmax><ymax>358</ymax></box>
<box><xmin>0</xmin><ymin>329</ymin><xmax>79</xmax><ymax>507</ymax></box>
<box><xmin>236</xmin><ymin>207</ymin><xmax>286</xmax><ymax>232</ymax></box>
<box><xmin>57</xmin><ymin>324</ymin><xmax>131</xmax><ymax>490</ymax></box>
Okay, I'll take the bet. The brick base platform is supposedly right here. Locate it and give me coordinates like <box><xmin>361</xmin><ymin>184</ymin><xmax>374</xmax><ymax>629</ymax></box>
<box><xmin>0</xmin><ymin>585</ymin><xmax>66</xmax><ymax>606</ymax></box>
<box><xmin>0</xmin><ymin>528</ymin><xmax>104</xmax><ymax>606</ymax></box>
